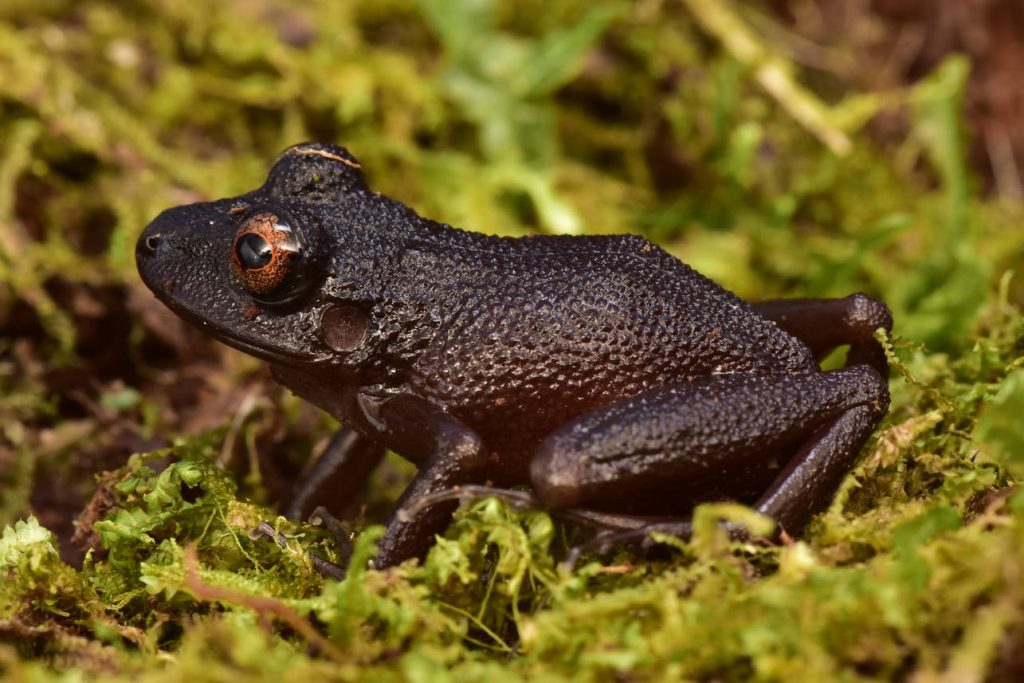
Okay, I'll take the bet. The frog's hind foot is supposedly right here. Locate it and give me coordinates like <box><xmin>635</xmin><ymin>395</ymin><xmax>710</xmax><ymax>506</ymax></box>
<box><xmin>400</xmin><ymin>484</ymin><xmax>658</xmax><ymax>531</ymax></box>
<box><xmin>557</xmin><ymin>516</ymin><xmax>781</xmax><ymax>571</ymax></box>
<box><xmin>562</xmin><ymin>520</ymin><xmax>695</xmax><ymax>571</ymax></box>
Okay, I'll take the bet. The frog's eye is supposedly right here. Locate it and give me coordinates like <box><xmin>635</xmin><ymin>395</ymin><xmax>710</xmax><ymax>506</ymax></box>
<box><xmin>231</xmin><ymin>212</ymin><xmax>311</xmax><ymax>303</ymax></box>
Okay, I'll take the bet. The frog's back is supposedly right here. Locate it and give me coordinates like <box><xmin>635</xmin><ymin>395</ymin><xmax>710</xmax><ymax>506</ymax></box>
<box><xmin>379</xmin><ymin>226</ymin><xmax>815</xmax><ymax>473</ymax></box>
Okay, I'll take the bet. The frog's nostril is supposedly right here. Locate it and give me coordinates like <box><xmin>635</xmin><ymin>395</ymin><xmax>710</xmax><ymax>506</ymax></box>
<box><xmin>143</xmin><ymin>234</ymin><xmax>162</xmax><ymax>254</ymax></box>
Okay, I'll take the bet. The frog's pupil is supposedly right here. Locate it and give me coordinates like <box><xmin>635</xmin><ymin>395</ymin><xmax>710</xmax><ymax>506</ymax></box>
<box><xmin>236</xmin><ymin>233</ymin><xmax>272</xmax><ymax>270</ymax></box>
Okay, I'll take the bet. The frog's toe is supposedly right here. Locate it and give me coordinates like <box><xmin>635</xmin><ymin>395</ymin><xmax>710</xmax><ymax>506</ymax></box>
<box><xmin>251</xmin><ymin>520</ymin><xmax>348</xmax><ymax>581</ymax></box>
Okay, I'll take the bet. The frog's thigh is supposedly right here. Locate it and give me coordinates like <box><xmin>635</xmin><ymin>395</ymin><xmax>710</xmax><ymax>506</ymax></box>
<box><xmin>530</xmin><ymin>366</ymin><xmax>887</xmax><ymax>522</ymax></box>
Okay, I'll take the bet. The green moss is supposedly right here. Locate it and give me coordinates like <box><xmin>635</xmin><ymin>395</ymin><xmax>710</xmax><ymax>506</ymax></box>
<box><xmin>2</xmin><ymin>0</ymin><xmax>1024</xmax><ymax>680</ymax></box>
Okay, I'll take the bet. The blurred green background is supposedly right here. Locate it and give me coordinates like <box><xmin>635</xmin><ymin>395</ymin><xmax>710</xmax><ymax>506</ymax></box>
<box><xmin>3</xmin><ymin>0</ymin><xmax>1024</xmax><ymax>680</ymax></box>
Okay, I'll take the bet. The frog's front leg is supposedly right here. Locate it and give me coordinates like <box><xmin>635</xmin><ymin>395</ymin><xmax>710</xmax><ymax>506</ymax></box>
<box><xmin>530</xmin><ymin>365</ymin><xmax>888</xmax><ymax>537</ymax></box>
<box><xmin>283</xmin><ymin>427</ymin><xmax>385</xmax><ymax>521</ymax></box>
<box><xmin>355</xmin><ymin>392</ymin><xmax>488</xmax><ymax>568</ymax></box>
<box><xmin>268</xmin><ymin>365</ymin><xmax>387</xmax><ymax>521</ymax></box>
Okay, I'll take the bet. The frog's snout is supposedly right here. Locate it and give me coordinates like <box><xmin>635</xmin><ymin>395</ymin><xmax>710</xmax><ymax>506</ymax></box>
<box><xmin>136</xmin><ymin>210</ymin><xmax>192</xmax><ymax>295</ymax></box>
<box><xmin>136</xmin><ymin>205</ymin><xmax>201</xmax><ymax>277</ymax></box>
<box><xmin>136</xmin><ymin>213</ymin><xmax>174</xmax><ymax>266</ymax></box>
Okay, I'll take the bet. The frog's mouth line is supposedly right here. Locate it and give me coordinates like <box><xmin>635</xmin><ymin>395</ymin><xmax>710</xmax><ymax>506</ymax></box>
<box><xmin>205</xmin><ymin>325</ymin><xmax>320</xmax><ymax>367</ymax></box>
<box><xmin>148</xmin><ymin>286</ymin><xmax>326</xmax><ymax>368</ymax></box>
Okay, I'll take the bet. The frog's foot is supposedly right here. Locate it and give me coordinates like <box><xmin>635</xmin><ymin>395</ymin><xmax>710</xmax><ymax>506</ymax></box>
<box><xmin>308</xmin><ymin>506</ymin><xmax>355</xmax><ymax>566</ymax></box>
<box><xmin>557</xmin><ymin>515</ymin><xmax>781</xmax><ymax>570</ymax></box>
<box><xmin>396</xmin><ymin>484</ymin><xmax>539</xmax><ymax>519</ymax></box>
<box><xmin>400</xmin><ymin>484</ymin><xmax>663</xmax><ymax>532</ymax></box>
<box><xmin>562</xmin><ymin>520</ymin><xmax>695</xmax><ymax>571</ymax></box>
<box><xmin>251</xmin><ymin>519</ymin><xmax>347</xmax><ymax>580</ymax></box>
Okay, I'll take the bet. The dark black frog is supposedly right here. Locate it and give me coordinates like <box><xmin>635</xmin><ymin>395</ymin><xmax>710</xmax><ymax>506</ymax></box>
<box><xmin>136</xmin><ymin>142</ymin><xmax>891</xmax><ymax>569</ymax></box>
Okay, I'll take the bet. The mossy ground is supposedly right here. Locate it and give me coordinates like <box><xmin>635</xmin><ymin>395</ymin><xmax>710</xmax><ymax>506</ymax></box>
<box><xmin>2</xmin><ymin>1</ymin><xmax>1024</xmax><ymax>681</ymax></box>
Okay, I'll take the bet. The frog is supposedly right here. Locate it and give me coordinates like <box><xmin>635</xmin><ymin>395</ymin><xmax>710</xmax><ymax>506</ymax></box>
<box><xmin>136</xmin><ymin>142</ymin><xmax>891</xmax><ymax>571</ymax></box>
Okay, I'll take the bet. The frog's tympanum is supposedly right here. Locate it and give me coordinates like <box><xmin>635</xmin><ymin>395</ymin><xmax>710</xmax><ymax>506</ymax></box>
<box><xmin>137</xmin><ymin>143</ymin><xmax>891</xmax><ymax>569</ymax></box>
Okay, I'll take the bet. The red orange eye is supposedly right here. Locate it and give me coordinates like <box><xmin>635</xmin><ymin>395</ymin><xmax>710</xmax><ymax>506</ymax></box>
<box><xmin>230</xmin><ymin>212</ymin><xmax>310</xmax><ymax>302</ymax></box>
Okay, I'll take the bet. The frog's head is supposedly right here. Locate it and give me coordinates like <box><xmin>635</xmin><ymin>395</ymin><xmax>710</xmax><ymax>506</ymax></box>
<box><xmin>136</xmin><ymin>143</ymin><xmax>375</xmax><ymax>369</ymax></box>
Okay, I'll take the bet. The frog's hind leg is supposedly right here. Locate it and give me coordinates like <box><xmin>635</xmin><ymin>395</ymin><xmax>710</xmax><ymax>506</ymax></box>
<box><xmin>530</xmin><ymin>365</ymin><xmax>889</xmax><ymax>540</ymax></box>
<box><xmin>560</xmin><ymin>400</ymin><xmax>887</xmax><ymax>568</ymax></box>
<box><xmin>751</xmin><ymin>293</ymin><xmax>892</xmax><ymax>375</ymax></box>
